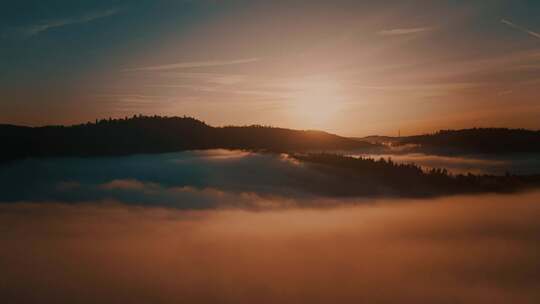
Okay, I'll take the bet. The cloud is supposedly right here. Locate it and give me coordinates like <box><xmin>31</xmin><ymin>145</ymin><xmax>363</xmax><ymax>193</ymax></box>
<box><xmin>501</xmin><ymin>19</ymin><xmax>540</xmax><ymax>39</ymax></box>
<box><xmin>2</xmin><ymin>150</ymin><xmax>540</xmax><ymax>207</ymax></box>
<box><xmin>354</xmin><ymin>82</ymin><xmax>484</xmax><ymax>99</ymax></box>
<box><xmin>348</xmin><ymin>152</ymin><xmax>515</xmax><ymax>175</ymax></box>
<box><xmin>125</xmin><ymin>58</ymin><xmax>261</xmax><ymax>72</ymax></box>
<box><xmin>100</xmin><ymin>179</ymin><xmax>158</xmax><ymax>191</ymax></box>
<box><xmin>19</xmin><ymin>8</ymin><xmax>120</xmax><ymax>37</ymax></box>
<box><xmin>161</xmin><ymin>72</ymin><xmax>248</xmax><ymax>85</ymax></box>
<box><xmin>1</xmin><ymin>192</ymin><xmax>540</xmax><ymax>303</ymax></box>
<box><xmin>0</xmin><ymin>150</ymin><xmax>332</xmax><ymax>207</ymax></box>
<box><xmin>378</xmin><ymin>27</ymin><xmax>433</xmax><ymax>36</ymax></box>
<box><xmin>147</xmin><ymin>83</ymin><xmax>285</xmax><ymax>99</ymax></box>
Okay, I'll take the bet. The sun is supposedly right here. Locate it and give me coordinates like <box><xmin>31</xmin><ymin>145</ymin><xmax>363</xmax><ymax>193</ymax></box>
<box><xmin>290</xmin><ymin>77</ymin><xmax>345</xmax><ymax>129</ymax></box>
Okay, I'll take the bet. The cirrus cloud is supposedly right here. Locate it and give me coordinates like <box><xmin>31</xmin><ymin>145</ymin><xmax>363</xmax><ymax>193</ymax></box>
<box><xmin>378</xmin><ymin>26</ymin><xmax>434</xmax><ymax>36</ymax></box>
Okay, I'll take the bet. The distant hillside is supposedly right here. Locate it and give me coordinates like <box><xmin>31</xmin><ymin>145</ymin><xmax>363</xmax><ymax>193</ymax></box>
<box><xmin>0</xmin><ymin>115</ymin><xmax>374</xmax><ymax>161</ymax></box>
<box><xmin>360</xmin><ymin>128</ymin><xmax>540</xmax><ymax>155</ymax></box>
<box><xmin>292</xmin><ymin>153</ymin><xmax>540</xmax><ymax>197</ymax></box>
<box><xmin>354</xmin><ymin>135</ymin><xmax>400</xmax><ymax>145</ymax></box>
<box><xmin>398</xmin><ymin>128</ymin><xmax>540</xmax><ymax>155</ymax></box>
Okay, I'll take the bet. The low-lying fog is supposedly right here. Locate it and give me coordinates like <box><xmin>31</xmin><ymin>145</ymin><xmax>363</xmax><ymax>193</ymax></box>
<box><xmin>1</xmin><ymin>192</ymin><xmax>540</xmax><ymax>304</ymax></box>
<box><xmin>348</xmin><ymin>152</ymin><xmax>540</xmax><ymax>175</ymax></box>
<box><xmin>1</xmin><ymin>150</ymin><xmax>539</xmax><ymax>303</ymax></box>
<box><xmin>2</xmin><ymin>150</ymin><xmax>539</xmax><ymax>207</ymax></box>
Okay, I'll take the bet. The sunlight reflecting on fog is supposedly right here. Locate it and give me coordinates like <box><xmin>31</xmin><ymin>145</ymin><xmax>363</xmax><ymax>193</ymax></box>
<box><xmin>348</xmin><ymin>152</ymin><xmax>540</xmax><ymax>175</ymax></box>
<box><xmin>2</xmin><ymin>192</ymin><xmax>540</xmax><ymax>303</ymax></box>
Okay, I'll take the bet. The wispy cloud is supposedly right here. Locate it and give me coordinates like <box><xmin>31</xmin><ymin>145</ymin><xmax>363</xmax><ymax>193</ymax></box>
<box><xmin>162</xmin><ymin>72</ymin><xmax>247</xmax><ymax>85</ymax></box>
<box><xmin>501</xmin><ymin>19</ymin><xmax>540</xmax><ymax>39</ymax></box>
<box><xmin>20</xmin><ymin>8</ymin><xmax>120</xmax><ymax>37</ymax></box>
<box><xmin>125</xmin><ymin>58</ymin><xmax>261</xmax><ymax>72</ymax></box>
<box><xmin>378</xmin><ymin>27</ymin><xmax>433</xmax><ymax>36</ymax></box>
<box><xmin>147</xmin><ymin>84</ymin><xmax>285</xmax><ymax>99</ymax></box>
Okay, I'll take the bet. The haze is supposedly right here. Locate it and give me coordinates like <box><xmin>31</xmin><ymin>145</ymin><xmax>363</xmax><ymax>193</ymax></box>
<box><xmin>2</xmin><ymin>192</ymin><xmax>540</xmax><ymax>303</ymax></box>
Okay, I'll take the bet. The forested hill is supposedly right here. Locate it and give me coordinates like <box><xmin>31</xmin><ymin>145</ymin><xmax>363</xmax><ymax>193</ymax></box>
<box><xmin>361</xmin><ymin>128</ymin><xmax>540</xmax><ymax>155</ymax></box>
<box><xmin>292</xmin><ymin>153</ymin><xmax>540</xmax><ymax>197</ymax></box>
<box><xmin>399</xmin><ymin>128</ymin><xmax>540</xmax><ymax>154</ymax></box>
<box><xmin>0</xmin><ymin>115</ymin><xmax>374</xmax><ymax>161</ymax></box>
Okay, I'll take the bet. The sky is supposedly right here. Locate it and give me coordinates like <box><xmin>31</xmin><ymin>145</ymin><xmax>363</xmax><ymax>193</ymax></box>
<box><xmin>1</xmin><ymin>0</ymin><xmax>540</xmax><ymax>136</ymax></box>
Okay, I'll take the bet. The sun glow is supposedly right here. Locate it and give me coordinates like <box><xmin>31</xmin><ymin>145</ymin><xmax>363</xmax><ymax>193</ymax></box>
<box><xmin>289</xmin><ymin>77</ymin><xmax>345</xmax><ymax>129</ymax></box>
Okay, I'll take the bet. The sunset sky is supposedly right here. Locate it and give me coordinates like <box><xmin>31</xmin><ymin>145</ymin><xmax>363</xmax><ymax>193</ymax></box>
<box><xmin>1</xmin><ymin>0</ymin><xmax>539</xmax><ymax>136</ymax></box>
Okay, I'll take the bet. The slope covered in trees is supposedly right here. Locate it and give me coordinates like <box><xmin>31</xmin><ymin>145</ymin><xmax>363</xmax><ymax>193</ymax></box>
<box><xmin>0</xmin><ymin>115</ymin><xmax>374</xmax><ymax>161</ymax></box>
<box><xmin>292</xmin><ymin>153</ymin><xmax>540</xmax><ymax>197</ymax></box>
<box><xmin>361</xmin><ymin>128</ymin><xmax>540</xmax><ymax>155</ymax></box>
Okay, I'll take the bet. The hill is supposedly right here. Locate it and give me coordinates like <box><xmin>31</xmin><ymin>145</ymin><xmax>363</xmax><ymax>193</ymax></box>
<box><xmin>292</xmin><ymin>153</ymin><xmax>540</xmax><ymax>197</ymax></box>
<box><xmin>0</xmin><ymin>115</ymin><xmax>374</xmax><ymax>161</ymax></box>
<box><xmin>361</xmin><ymin>128</ymin><xmax>540</xmax><ymax>155</ymax></box>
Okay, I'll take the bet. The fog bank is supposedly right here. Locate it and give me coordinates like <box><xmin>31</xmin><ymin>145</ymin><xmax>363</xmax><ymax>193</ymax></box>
<box><xmin>2</xmin><ymin>192</ymin><xmax>540</xmax><ymax>303</ymax></box>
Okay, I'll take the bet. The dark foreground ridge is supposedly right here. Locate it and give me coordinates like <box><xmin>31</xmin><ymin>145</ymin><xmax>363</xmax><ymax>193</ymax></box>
<box><xmin>0</xmin><ymin>115</ymin><xmax>374</xmax><ymax>161</ymax></box>
<box><xmin>292</xmin><ymin>153</ymin><xmax>540</xmax><ymax>197</ymax></box>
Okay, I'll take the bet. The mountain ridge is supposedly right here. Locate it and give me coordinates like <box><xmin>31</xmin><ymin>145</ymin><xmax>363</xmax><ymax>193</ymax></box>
<box><xmin>0</xmin><ymin>115</ymin><xmax>375</xmax><ymax>161</ymax></box>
